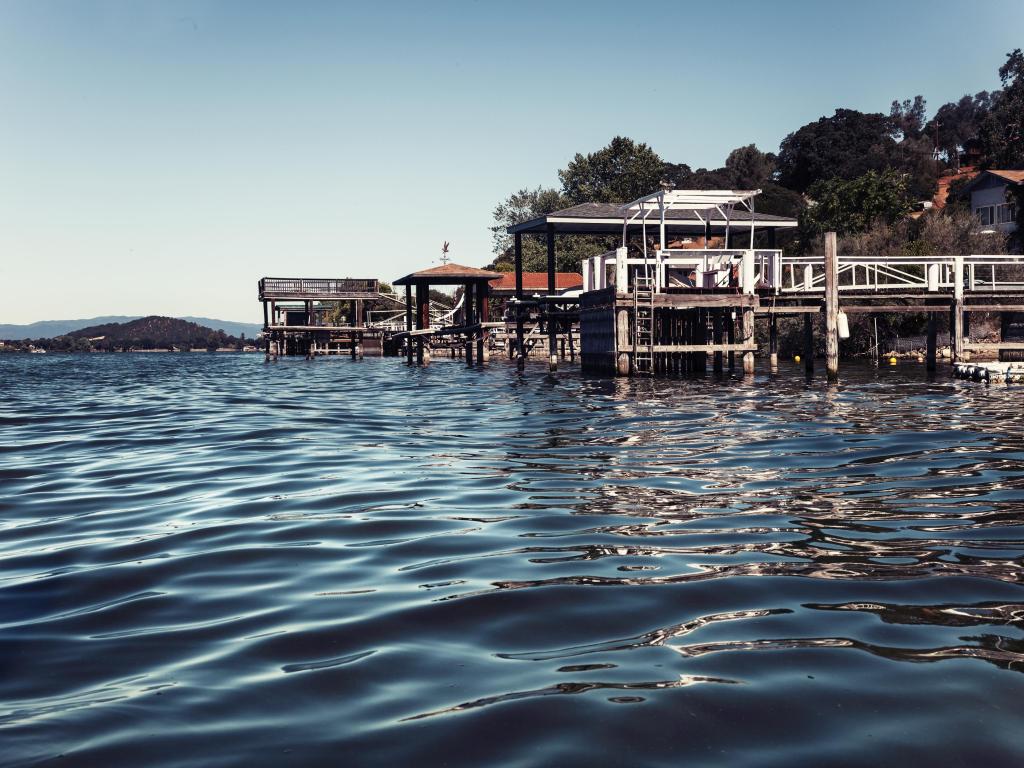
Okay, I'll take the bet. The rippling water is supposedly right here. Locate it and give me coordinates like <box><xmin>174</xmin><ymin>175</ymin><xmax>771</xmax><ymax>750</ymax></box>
<box><xmin>2</xmin><ymin>353</ymin><xmax>1024</xmax><ymax>766</ymax></box>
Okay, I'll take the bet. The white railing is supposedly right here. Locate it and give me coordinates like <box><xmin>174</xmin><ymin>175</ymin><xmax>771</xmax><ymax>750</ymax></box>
<box><xmin>603</xmin><ymin>249</ymin><xmax>782</xmax><ymax>293</ymax></box>
<box><xmin>779</xmin><ymin>254</ymin><xmax>1024</xmax><ymax>294</ymax></box>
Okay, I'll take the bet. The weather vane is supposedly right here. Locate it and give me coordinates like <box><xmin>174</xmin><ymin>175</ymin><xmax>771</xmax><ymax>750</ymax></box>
<box><xmin>440</xmin><ymin>241</ymin><xmax>450</xmax><ymax>265</ymax></box>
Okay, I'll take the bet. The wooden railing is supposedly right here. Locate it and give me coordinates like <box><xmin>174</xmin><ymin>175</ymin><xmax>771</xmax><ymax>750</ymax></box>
<box><xmin>258</xmin><ymin>277</ymin><xmax>379</xmax><ymax>299</ymax></box>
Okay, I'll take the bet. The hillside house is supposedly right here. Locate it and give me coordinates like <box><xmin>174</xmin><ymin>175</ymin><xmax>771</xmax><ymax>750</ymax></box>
<box><xmin>963</xmin><ymin>170</ymin><xmax>1022</xmax><ymax>234</ymax></box>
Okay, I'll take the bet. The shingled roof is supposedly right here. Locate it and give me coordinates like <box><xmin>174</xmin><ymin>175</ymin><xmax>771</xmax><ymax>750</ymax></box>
<box><xmin>394</xmin><ymin>263</ymin><xmax>504</xmax><ymax>285</ymax></box>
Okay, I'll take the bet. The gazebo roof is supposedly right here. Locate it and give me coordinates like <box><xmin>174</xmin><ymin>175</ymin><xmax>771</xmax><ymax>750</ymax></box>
<box><xmin>506</xmin><ymin>202</ymin><xmax>797</xmax><ymax>235</ymax></box>
<box><xmin>394</xmin><ymin>262</ymin><xmax>504</xmax><ymax>285</ymax></box>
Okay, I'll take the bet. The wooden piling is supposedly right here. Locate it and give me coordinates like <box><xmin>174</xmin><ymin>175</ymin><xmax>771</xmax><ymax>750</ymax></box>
<box><xmin>405</xmin><ymin>284</ymin><xmax>414</xmax><ymax>365</ymax></box>
<box><xmin>546</xmin><ymin>223</ymin><xmax>557</xmax><ymax>371</ymax></box>
<box><xmin>514</xmin><ymin>232</ymin><xmax>525</xmax><ymax>369</ymax></box>
<box><xmin>465</xmin><ymin>282</ymin><xmax>475</xmax><ymax>366</ymax></box>
<box><xmin>927</xmin><ymin>311</ymin><xmax>937</xmax><ymax>371</ymax></box>
<box><xmin>824</xmin><ymin>232</ymin><xmax>839</xmax><ymax>380</ymax></box>
<box><xmin>713</xmin><ymin>310</ymin><xmax>723</xmax><ymax>374</ymax></box>
<box><xmin>803</xmin><ymin>313</ymin><xmax>814</xmax><ymax>375</ymax></box>
<box><xmin>769</xmin><ymin>313</ymin><xmax>778</xmax><ymax>370</ymax></box>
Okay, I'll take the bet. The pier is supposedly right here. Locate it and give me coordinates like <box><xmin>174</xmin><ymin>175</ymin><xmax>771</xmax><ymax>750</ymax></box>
<box><xmin>258</xmin><ymin>189</ymin><xmax>1024</xmax><ymax>379</ymax></box>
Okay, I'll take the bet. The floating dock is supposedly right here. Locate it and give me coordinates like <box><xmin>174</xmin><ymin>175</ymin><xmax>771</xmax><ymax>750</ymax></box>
<box><xmin>953</xmin><ymin>361</ymin><xmax>1024</xmax><ymax>383</ymax></box>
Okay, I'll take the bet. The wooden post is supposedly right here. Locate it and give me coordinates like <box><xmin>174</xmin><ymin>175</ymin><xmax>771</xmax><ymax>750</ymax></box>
<box><xmin>952</xmin><ymin>255</ymin><xmax>965</xmax><ymax>362</ymax></box>
<box><xmin>415</xmin><ymin>282</ymin><xmax>427</xmax><ymax>365</ymax></box>
<box><xmin>742</xmin><ymin>307</ymin><xmax>755</xmax><ymax>375</ymax></box>
<box><xmin>480</xmin><ymin>283</ymin><xmax>490</xmax><ymax>362</ymax></box>
<box><xmin>405</xmin><ymin>284</ymin><xmax>413</xmax><ymax>365</ymax></box>
<box><xmin>465</xmin><ymin>282</ymin><xmax>475</xmax><ymax>366</ymax></box>
<box><xmin>263</xmin><ymin>301</ymin><xmax>270</xmax><ymax>362</ymax></box>
<box><xmin>727</xmin><ymin>312</ymin><xmax>735</xmax><ymax>373</ymax></box>
<box><xmin>927</xmin><ymin>311</ymin><xmax>937</xmax><ymax>371</ymax></box>
<box><xmin>615</xmin><ymin>306</ymin><xmax>631</xmax><ymax>376</ymax></box>
<box><xmin>824</xmin><ymin>231</ymin><xmax>839</xmax><ymax>380</ymax></box>
<box><xmin>769</xmin><ymin>313</ymin><xmax>778</xmax><ymax>371</ymax></box>
<box><xmin>803</xmin><ymin>313</ymin><xmax>814</xmax><ymax>376</ymax></box>
<box><xmin>713</xmin><ymin>310</ymin><xmax>723</xmax><ymax>374</ymax></box>
<box><xmin>546</xmin><ymin>223</ymin><xmax>557</xmax><ymax>371</ymax></box>
<box><xmin>514</xmin><ymin>232</ymin><xmax>525</xmax><ymax>368</ymax></box>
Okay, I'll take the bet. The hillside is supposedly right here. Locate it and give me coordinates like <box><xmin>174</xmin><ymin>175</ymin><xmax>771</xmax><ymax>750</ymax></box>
<box><xmin>67</xmin><ymin>316</ymin><xmax>240</xmax><ymax>351</ymax></box>
<box><xmin>0</xmin><ymin>315</ymin><xmax>261</xmax><ymax>339</ymax></box>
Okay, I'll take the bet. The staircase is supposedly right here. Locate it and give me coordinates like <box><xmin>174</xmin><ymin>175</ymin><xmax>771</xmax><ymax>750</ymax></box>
<box><xmin>633</xmin><ymin>275</ymin><xmax>655</xmax><ymax>374</ymax></box>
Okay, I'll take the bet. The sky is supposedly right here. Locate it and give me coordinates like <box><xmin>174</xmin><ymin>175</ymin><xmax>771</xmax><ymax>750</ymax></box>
<box><xmin>1</xmin><ymin>0</ymin><xmax>1022</xmax><ymax>324</ymax></box>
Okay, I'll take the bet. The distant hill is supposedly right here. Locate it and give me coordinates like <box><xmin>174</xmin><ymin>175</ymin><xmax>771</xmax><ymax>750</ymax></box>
<box><xmin>68</xmin><ymin>316</ymin><xmax>240</xmax><ymax>350</ymax></box>
<box><xmin>0</xmin><ymin>316</ymin><xmax>261</xmax><ymax>340</ymax></box>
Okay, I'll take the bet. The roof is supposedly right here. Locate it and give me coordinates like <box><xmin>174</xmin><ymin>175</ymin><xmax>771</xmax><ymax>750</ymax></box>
<box><xmin>489</xmin><ymin>272</ymin><xmax>584</xmax><ymax>293</ymax></box>
<box><xmin>932</xmin><ymin>167</ymin><xmax>979</xmax><ymax>210</ymax></box>
<box><xmin>508</xmin><ymin>202</ymin><xmax>797</xmax><ymax>235</ymax></box>
<box><xmin>394</xmin><ymin>262</ymin><xmax>504</xmax><ymax>285</ymax></box>
<box><xmin>961</xmin><ymin>169</ymin><xmax>1024</xmax><ymax>196</ymax></box>
<box><xmin>990</xmin><ymin>170</ymin><xmax>1024</xmax><ymax>184</ymax></box>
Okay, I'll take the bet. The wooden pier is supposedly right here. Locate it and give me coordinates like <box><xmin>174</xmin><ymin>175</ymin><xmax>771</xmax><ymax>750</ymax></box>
<box><xmin>258</xmin><ymin>277</ymin><xmax>382</xmax><ymax>360</ymax></box>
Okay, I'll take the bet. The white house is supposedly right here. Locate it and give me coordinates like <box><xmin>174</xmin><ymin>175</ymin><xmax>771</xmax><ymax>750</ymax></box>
<box><xmin>963</xmin><ymin>169</ymin><xmax>1022</xmax><ymax>234</ymax></box>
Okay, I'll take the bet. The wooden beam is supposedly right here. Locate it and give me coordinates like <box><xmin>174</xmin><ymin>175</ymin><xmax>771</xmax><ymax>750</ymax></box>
<box><xmin>824</xmin><ymin>232</ymin><xmax>839</xmax><ymax>381</ymax></box>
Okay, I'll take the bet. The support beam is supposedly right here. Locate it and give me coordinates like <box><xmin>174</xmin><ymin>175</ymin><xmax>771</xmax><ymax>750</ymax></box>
<box><xmin>712</xmin><ymin>310</ymin><xmax>723</xmax><ymax>374</ymax></box>
<box><xmin>514</xmin><ymin>232</ymin><xmax>525</xmax><ymax>368</ymax></box>
<box><xmin>824</xmin><ymin>231</ymin><xmax>839</xmax><ymax>381</ymax></box>
<box><xmin>769</xmin><ymin>313</ymin><xmax>779</xmax><ymax>370</ymax></box>
<box><xmin>480</xmin><ymin>284</ymin><xmax>490</xmax><ymax>362</ymax></box>
<box><xmin>546</xmin><ymin>223</ymin><xmax>557</xmax><ymax>371</ymax></box>
<box><xmin>803</xmin><ymin>314</ymin><xmax>814</xmax><ymax>376</ymax></box>
<box><xmin>726</xmin><ymin>312</ymin><xmax>735</xmax><ymax>373</ymax></box>
<box><xmin>465</xmin><ymin>282</ymin><xmax>475</xmax><ymax>366</ymax></box>
<box><xmin>415</xmin><ymin>282</ymin><xmax>428</xmax><ymax>365</ymax></box>
<box><xmin>927</xmin><ymin>312</ymin><xmax>937</xmax><ymax>371</ymax></box>
<box><xmin>405</xmin><ymin>284</ymin><xmax>413</xmax><ymax>365</ymax></box>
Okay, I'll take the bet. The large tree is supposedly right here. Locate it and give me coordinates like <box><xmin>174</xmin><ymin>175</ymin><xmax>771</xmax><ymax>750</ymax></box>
<box><xmin>558</xmin><ymin>136</ymin><xmax>665</xmax><ymax>204</ymax></box>
<box><xmin>777</xmin><ymin>109</ymin><xmax>898</xmax><ymax>193</ymax></box>
<box><xmin>925</xmin><ymin>91</ymin><xmax>994</xmax><ymax>170</ymax></box>
<box><xmin>978</xmin><ymin>49</ymin><xmax>1024</xmax><ymax>168</ymax></box>
<box><xmin>800</xmin><ymin>169</ymin><xmax>912</xmax><ymax>243</ymax></box>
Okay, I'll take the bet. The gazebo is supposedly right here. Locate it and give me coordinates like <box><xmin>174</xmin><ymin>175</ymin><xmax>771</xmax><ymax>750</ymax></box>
<box><xmin>393</xmin><ymin>263</ymin><xmax>502</xmax><ymax>365</ymax></box>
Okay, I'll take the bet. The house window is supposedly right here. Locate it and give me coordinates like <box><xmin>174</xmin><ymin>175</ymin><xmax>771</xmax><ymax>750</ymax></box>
<box><xmin>996</xmin><ymin>203</ymin><xmax>1017</xmax><ymax>224</ymax></box>
<box><xmin>977</xmin><ymin>206</ymin><xmax>993</xmax><ymax>225</ymax></box>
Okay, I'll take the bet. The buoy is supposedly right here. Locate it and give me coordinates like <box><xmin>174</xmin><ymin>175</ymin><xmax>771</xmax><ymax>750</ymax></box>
<box><xmin>794</xmin><ymin>354</ymin><xmax>801</xmax><ymax>363</ymax></box>
<box><xmin>889</xmin><ymin>356</ymin><xmax>897</xmax><ymax>365</ymax></box>
<box><xmin>837</xmin><ymin>311</ymin><xmax>850</xmax><ymax>339</ymax></box>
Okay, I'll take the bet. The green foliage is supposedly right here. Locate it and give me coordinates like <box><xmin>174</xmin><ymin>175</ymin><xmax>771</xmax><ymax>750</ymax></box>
<box><xmin>489</xmin><ymin>186</ymin><xmax>567</xmax><ymax>264</ymax></box>
<box><xmin>558</xmin><ymin>136</ymin><xmax>665</xmax><ymax>204</ymax></box>
<box><xmin>724</xmin><ymin>144</ymin><xmax>777</xmax><ymax>188</ymax></box>
<box><xmin>800</xmin><ymin>170</ymin><xmax>912</xmax><ymax>243</ymax></box>
<box><xmin>777</xmin><ymin>109</ymin><xmax>898</xmax><ymax>192</ymax></box>
<box><xmin>977</xmin><ymin>49</ymin><xmax>1024</xmax><ymax>168</ymax></box>
<box><xmin>925</xmin><ymin>91</ymin><xmax>994</xmax><ymax>169</ymax></box>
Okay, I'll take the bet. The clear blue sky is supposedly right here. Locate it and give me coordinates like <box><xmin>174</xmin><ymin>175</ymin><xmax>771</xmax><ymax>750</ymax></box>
<box><xmin>1</xmin><ymin>0</ymin><xmax>1021</xmax><ymax>324</ymax></box>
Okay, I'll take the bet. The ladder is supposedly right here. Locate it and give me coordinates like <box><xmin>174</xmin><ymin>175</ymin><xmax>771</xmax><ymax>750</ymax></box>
<box><xmin>633</xmin><ymin>275</ymin><xmax>655</xmax><ymax>374</ymax></box>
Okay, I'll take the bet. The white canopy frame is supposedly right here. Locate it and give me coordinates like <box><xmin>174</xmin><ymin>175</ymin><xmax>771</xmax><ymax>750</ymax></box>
<box><xmin>619</xmin><ymin>189</ymin><xmax>762</xmax><ymax>252</ymax></box>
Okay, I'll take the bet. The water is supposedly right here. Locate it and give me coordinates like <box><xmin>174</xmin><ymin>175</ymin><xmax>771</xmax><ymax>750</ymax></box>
<box><xmin>2</xmin><ymin>354</ymin><xmax>1023</xmax><ymax>767</ymax></box>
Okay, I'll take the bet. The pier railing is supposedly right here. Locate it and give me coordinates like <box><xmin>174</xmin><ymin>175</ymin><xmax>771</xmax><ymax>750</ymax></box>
<box><xmin>259</xmin><ymin>277</ymin><xmax>379</xmax><ymax>300</ymax></box>
<box><xmin>778</xmin><ymin>255</ymin><xmax>1024</xmax><ymax>294</ymax></box>
<box><xmin>591</xmin><ymin>249</ymin><xmax>782</xmax><ymax>293</ymax></box>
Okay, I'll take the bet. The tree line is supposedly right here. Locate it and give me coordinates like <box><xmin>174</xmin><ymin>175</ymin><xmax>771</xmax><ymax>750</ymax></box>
<box><xmin>490</xmin><ymin>48</ymin><xmax>1023</xmax><ymax>273</ymax></box>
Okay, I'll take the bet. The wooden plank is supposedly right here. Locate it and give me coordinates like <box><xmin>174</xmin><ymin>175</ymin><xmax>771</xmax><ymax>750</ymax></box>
<box><xmin>964</xmin><ymin>342</ymin><xmax>1024</xmax><ymax>351</ymax></box>
<box><xmin>617</xmin><ymin>293</ymin><xmax>759</xmax><ymax>308</ymax></box>
<box><xmin>651</xmin><ymin>343</ymin><xmax>757</xmax><ymax>353</ymax></box>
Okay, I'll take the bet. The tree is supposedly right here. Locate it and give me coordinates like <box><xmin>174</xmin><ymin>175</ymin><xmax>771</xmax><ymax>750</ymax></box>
<box><xmin>977</xmin><ymin>49</ymin><xmax>1024</xmax><ymax>168</ymax></box>
<box><xmin>889</xmin><ymin>96</ymin><xmax>927</xmax><ymax>141</ymax></box>
<box><xmin>489</xmin><ymin>186</ymin><xmax>566</xmax><ymax>261</ymax></box>
<box><xmin>926</xmin><ymin>92</ymin><xmax>994</xmax><ymax>170</ymax></box>
<box><xmin>800</xmin><ymin>169</ymin><xmax>912</xmax><ymax>242</ymax></box>
<box><xmin>558</xmin><ymin>136</ymin><xmax>665</xmax><ymax>204</ymax></box>
<box><xmin>777</xmin><ymin>109</ymin><xmax>898</xmax><ymax>192</ymax></box>
<box><xmin>725</xmin><ymin>144</ymin><xmax>777</xmax><ymax>188</ymax></box>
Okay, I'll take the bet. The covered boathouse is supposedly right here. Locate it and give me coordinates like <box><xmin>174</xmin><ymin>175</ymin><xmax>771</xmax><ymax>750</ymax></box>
<box><xmin>506</xmin><ymin>189</ymin><xmax>798</xmax><ymax>373</ymax></box>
